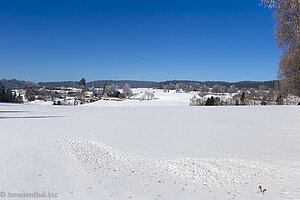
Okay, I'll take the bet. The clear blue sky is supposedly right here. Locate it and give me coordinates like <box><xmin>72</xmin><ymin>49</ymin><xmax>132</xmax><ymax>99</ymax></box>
<box><xmin>0</xmin><ymin>0</ymin><xmax>279</xmax><ymax>82</ymax></box>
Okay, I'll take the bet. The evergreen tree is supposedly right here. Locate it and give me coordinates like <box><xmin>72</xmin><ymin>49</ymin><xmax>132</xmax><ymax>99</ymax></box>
<box><xmin>103</xmin><ymin>82</ymin><xmax>108</xmax><ymax>96</ymax></box>
<box><xmin>205</xmin><ymin>96</ymin><xmax>215</xmax><ymax>106</ymax></box>
<box><xmin>0</xmin><ymin>83</ymin><xmax>5</xmax><ymax>101</ymax></box>
<box><xmin>79</xmin><ymin>78</ymin><xmax>87</xmax><ymax>87</ymax></box>
<box><xmin>240</xmin><ymin>92</ymin><xmax>246</xmax><ymax>105</ymax></box>
<box><xmin>0</xmin><ymin>83</ymin><xmax>23</xmax><ymax>103</ymax></box>
<box><xmin>276</xmin><ymin>94</ymin><xmax>283</xmax><ymax>105</ymax></box>
<box><xmin>235</xmin><ymin>100</ymin><xmax>240</xmax><ymax>106</ymax></box>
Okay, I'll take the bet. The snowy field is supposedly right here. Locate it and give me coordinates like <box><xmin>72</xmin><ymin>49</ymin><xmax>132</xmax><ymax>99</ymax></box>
<box><xmin>0</xmin><ymin>89</ymin><xmax>300</xmax><ymax>200</ymax></box>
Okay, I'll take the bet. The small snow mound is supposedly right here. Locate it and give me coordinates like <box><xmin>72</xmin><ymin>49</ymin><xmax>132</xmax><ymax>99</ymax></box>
<box><xmin>54</xmin><ymin>140</ymin><xmax>294</xmax><ymax>199</ymax></box>
<box><xmin>57</xmin><ymin>140</ymin><xmax>126</xmax><ymax>162</ymax></box>
<box><xmin>164</xmin><ymin>158</ymin><xmax>288</xmax><ymax>191</ymax></box>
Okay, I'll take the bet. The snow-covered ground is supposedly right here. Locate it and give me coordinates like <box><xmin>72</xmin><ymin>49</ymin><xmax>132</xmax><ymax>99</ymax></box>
<box><xmin>0</xmin><ymin>89</ymin><xmax>300</xmax><ymax>200</ymax></box>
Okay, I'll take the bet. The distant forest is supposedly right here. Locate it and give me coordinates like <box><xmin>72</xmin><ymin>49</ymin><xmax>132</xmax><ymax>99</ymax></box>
<box><xmin>1</xmin><ymin>78</ymin><xmax>279</xmax><ymax>90</ymax></box>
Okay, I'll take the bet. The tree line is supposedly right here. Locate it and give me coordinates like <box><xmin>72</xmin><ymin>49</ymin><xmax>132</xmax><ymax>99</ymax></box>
<box><xmin>0</xmin><ymin>83</ymin><xmax>23</xmax><ymax>103</ymax></box>
<box><xmin>1</xmin><ymin>78</ymin><xmax>281</xmax><ymax>91</ymax></box>
<box><xmin>190</xmin><ymin>85</ymin><xmax>299</xmax><ymax>106</ymax></box>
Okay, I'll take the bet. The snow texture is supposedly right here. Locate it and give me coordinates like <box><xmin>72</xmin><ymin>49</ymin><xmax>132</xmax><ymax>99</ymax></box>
<box><xmin>0</xmin><ymin>89</ymin><xmax>300</xmax><ymax>199</ymax></box>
